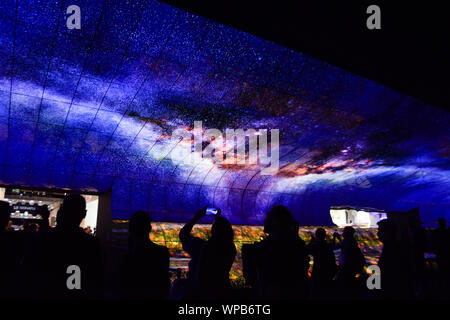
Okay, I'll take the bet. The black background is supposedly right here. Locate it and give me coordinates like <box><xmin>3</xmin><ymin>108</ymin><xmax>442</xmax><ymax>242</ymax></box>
<box><xmin>160</xmin><ymin>1</ymin><xmax>449</xmax><ymax>112</ymax></box>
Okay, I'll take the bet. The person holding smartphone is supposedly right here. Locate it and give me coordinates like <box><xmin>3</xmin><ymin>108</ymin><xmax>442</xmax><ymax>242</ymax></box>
<box><xmin>179</xmin><ymin>206</ymin><xmax>236</xmax><ymax>299</ymax></box>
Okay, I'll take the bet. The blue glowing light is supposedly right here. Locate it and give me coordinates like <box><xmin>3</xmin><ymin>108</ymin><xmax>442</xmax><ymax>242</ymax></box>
<box><xmin>0</xmin><ymin>0</ymin><xmax>449</xmax><ymax>225</ymax></box>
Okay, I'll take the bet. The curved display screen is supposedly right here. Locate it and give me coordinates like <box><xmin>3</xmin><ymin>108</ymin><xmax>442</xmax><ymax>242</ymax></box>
<box><xmin>0</xmin><ymin>0</ymin><xmax>448</xmax><ymax>225</ymax></box>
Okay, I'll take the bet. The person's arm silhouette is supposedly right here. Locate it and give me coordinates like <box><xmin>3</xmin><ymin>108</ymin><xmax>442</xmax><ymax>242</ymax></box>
<box><xmin>179</xmin><ymin>207</ymin><xmax>207</xmax><ymax>254</ymax></box>
<box><xmin>181</xmin><ymin>207</ymin><xmax>206</xmax><ymax>234</ymax></box>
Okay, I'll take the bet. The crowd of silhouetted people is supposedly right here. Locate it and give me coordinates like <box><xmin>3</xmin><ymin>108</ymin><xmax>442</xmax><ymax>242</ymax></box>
<box><xmin>0</xmin><ymin>195</ymin><xmax>449</xmax><ymax>300</ymax></box>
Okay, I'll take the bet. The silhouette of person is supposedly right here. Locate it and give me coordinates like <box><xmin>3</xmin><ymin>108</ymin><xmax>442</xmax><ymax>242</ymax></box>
<box><xmin>0</xmin><ymin>201</ymin><xmax>10</xmax><ymax>231</ymax></box>
<box><xmin>119</xmin><ymin>210</ymin><xmax>170</xmax><ymax>299</ymax></box>
<box><xmin>169</xmin><ymin>268</ymin><xmax>189</xmax><ymax>300</ymax></box>
<box><xmin>22</xmin><ymin>194</ymin><xmax>103</xmax><ymax>299</ymax></box>
<box><xmin>253</xmin><ymin>205</ymin><xmax>309</xmax><ymax>299</ymax></box>
<box><xmin>0</xmin><ymin>200</ymin><xmax>25</xmax><ymax>299</ymax></box>
<box><xmin>431</xmin><ymin>217</ymin><xmax>450</xmax><ymax>296</ymax></box>
<box><xmin>21</xmin><ymin>221</ymin><xmax>30</xmax><ymax>231</ymax></box>
<box><xmin>333</xmin><ymin>226</ymin><xmax>366</xmax><ymax>295</ymax></box>
<box><xmin>37</xmin><ymin>205</ymin><xmax>51</xmax><ymax>233</ymax></box>
<box><xmin>407</xmin><ymin>214</ymin><xmax>427</xmax><ymax>296</ymax></box>
<box><xmin>27</xmin><ymin>223</ymin><xmax>39</xmax><ymax>232</ymax></box>
<box><xmin>377</xmin><ymin>219</ymin><xmax>413</xmax><ymax>298</ymax></box>
<box><xmin>179</xmin><ymin>207</ymin><xmax>236</xmax><ymax>299</ymax></box>
<box><xmin>308</xmin><ymin>228</ymin><xmax>337</xmax><ymax>297</ymax></box>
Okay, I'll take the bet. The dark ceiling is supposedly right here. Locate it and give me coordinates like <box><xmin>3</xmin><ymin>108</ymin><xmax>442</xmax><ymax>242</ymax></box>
<box><xmin>160</xmin><ymin>1</ymin><xmax>449</xmax><ymax>111</ymax></box>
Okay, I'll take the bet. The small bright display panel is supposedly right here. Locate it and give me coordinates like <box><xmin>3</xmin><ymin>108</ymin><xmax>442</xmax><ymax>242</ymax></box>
<box><xmin>0</xmin><ymin>1</ymin><xmax>449</xmax><ymax>225</ymax></box>
<box><xmin>330</xmin><ymin>206</ymin><xmax>388</xmax><ymax>228</ymax></box>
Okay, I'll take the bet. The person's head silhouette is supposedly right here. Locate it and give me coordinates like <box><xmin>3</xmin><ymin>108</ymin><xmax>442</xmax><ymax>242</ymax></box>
<box><xmin>437</xmin><ymin>217</ymin><xmax>447</xmax><ymax>229</ymax></box>
<box><xmin>38</xmin><ymin>205</ymin><xmax>50</xmax><ymax>219</ymax></box>
<box><xmin>0</xmin><ymin>200</ymin><xmax>10</xmax><ymax>231</ymax></box>
<box><xmin>210</xmin><ymin>216</ymin><xmax>234</xmax><ymax>244</ymax></box>
<box><xmin>315</xmin><ymin>227</ymin><xmax>326</xmax><ymax>241</ymax></box>
<box><xmin>129</xmin><ymin>210</ymin><xmax>152</xmax><ymax>240</ymax></box>
<box><xmin>377</xmin><ymin>219</ymin><xmax>396</xmax><ymax>244</ymax></box>
<box><xmin>58</xmin><ymin>194</ymin><xmax>86</xmax><ymax>230</ymax></box>
<box><xmin>343</xmin><ymin>226</ymin><xmax>356</xmax><ymax>240</ymax></box>
<box><xmin>264</xmin><ymin>205</ymin><xmax>295</xmax><ymax>238</ymax></box>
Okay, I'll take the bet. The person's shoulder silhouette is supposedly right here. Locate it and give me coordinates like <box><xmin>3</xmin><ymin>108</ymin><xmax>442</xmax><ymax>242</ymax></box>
<box><xmin>339</xmin><ymin>226</ymin><xmax>365</xmax><ymax>271</ymax></box>
<box><xmin>432</xmin><ymin>218</ymin><xmax>450</xmax><ymax>255</ymax></box>
<box><xmin>0</xmin><ymin>200</ymin><xmax>26</xmax><ymax>298</ymax></box>
<box><xmin>198</xmin><ymin>216</ymin><xmax>236</xmax><ymax>291</ymax></box>
<box><xmin>308</xmin><ymin>228</ymin><xmax>337</xmax><ymax>277</ymax></box>
<box><xmin>22</xmin><ymin>194</ymin><xmax>102</xmax><ymax>299</ymax></box>
<box><xmin>179</xmin><ymin>207</ymin><xmax>236</xmax><ymax>299</ymax></box>
<box><xmin>255</xmin><ymin>205</ymin><xmax>309</xmax><ymax>299</ymax></box>
<box><xmin>120</xmin><ymin>210</ymin><xmax>170</xmax><ymax>299</ymax></box>
<box><xmin>377</xmin><ymin>218</ymin><xmax>414</xmax><ymax>298</ymax></box>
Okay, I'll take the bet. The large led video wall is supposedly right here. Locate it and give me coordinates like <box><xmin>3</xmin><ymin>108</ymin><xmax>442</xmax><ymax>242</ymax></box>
<box><xmin>0</xmin><ymin>0</ymin><xmax>449</xmax><ymax>225</ymax></box>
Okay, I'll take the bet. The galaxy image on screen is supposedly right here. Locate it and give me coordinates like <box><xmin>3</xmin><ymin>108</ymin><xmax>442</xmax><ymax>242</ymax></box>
<box><xmin>0</xmin><ymin>0</ymin><xmax>449</xmax><ymax>231</ymax></box>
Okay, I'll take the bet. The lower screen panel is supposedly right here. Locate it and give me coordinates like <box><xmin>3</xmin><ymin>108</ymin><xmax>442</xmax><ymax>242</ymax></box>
<box><xmin>112</xmin><ymin>221</ymin><xmax>383</xmax><ymax>285</ymax></box>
